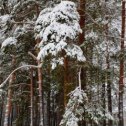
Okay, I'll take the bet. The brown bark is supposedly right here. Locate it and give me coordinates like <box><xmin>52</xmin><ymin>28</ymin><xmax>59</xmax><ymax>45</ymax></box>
<box><xmin>78</xmin><ymin>1</ymin><xmax>86</xmax><ymax>126</ymax></box>
<box><xmin>47</xmin><ymin>91</ymin><xmax>50</xmax><ymax>126</ymax></box>
<box><xmin>63</xmin><ymin>57</ymin><xmax>68</xmax><ymax>107</ymax></box>
<box><xmin>102</xmin><ymin>80</ymin><xmax>106</xmax><ymax>126</ymax></box>
<box><xmin>30</xmin><ymin>69</ymin><xmax>34</xmax><ymax>126</ymax></box>
<box><xmin>78</xmin><ymin>0</ymin><xmax>85</xmax><ymax>45</ymax></box>
<box><xmin>47</xmin><ymin>67</ymin><xmax>51</xmax><ymax>126</ymax></box>
<box><xmin>4</xmin><ymin>56</ymin><xmax>15</xmax><ymax>126</ymax></box>
<box><xmin>78</xmin><ymin>0</ymin><xmax>86</xmax><ymax>90</ymax></box>
<box><xmin>118</xmin><ymin>1</ymin><xmax>125</xmax><ymax>126</ymax></box>
<box><xmin>35</xmin><ymin>5</ymin><xmax>43</xmax><ymax>125</ymax></box>
<box><xmin>3</xmin><ymin>78</ymin><xmax>13</xmax><ymax>126</ymax></box>
<box><xmin>0</xmin><ymin>96</ymin><xmax>4</xmax><ymax>126</ymax></box>
<box><xmin>37</xmin><ymin>59</ymin><xmax>43</xmax><ymax>126</ymax></box>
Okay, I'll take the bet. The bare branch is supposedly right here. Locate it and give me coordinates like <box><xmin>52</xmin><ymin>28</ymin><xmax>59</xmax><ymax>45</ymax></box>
<box><xmin>0</xmin><ymin>64</ymin><xmax>42</xmax><ymax>89</ymax></box>
<box><xmin>0</xmin><ymin>21</ymin><xmax>35</xmax><ymax>25</ymax></box>
<box><xmin>28</xmin><ymin>52</ymin><xmax>37</xmax><ymax>61</ymax></box>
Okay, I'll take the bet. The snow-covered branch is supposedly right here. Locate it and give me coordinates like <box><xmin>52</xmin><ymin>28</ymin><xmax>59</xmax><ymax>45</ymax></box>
<box><xmin>35</xmin><ymin>1</ymin><xmax>86</xmax><ymax>69</ymax></box>
<box><xmin>0</xmin><ymin>64</ymin><xmax>42</xmax><ymax>88</ymax></box>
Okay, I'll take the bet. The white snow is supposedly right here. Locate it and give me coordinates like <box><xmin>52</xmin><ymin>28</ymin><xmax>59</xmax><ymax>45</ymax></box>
<box><xmin>60</xmin><ymin>87</ymin><xmax>87</xmax><ymax>126</ymax></box>
<box><xmin>35</xmin><ymin>1</ymin><xmax>85</xmax><ymax>68</ymax></box>
<box><xmin>85</xmin><ymin>31</ymin><xmax>98</xmax><ymax>40</ymax></box>
<box><xmin>110</xmin><ymin>17</ymin><xmax>121</xmax><ymax>34</ymax></box>
<box><xmin>1</xmin><ymin>37</ymin><xmax>17</xmax><ymax>48</ymax></box>
<box><xmin>0</xmin><ymin>15</ymin><xmax>12</xmax><ymax>43</ymax></box>
<box><xmin>0</xmin><ymin>15</ymin><xmax>11</xmax><ymax>23</ymax></box>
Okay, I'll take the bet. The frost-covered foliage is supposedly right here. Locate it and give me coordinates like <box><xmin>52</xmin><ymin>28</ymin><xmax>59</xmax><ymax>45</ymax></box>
<box><xmin>85</xmin><ymin>102</ymin><xmax>114</xmax><ymax>124</ymax></box>
<box><xmin>0</xmin><ymin>0</ymin><xmax>39</xmax><ymax>44</ymax></box>
<box><xmin>1</xmin><ymin>37</ymin><xmax>17</xmax><ymax>48</ymax></box>
<box><xmin>60</xmin><ymin>87</ymin><xmax>87</xmax><ymax>126</ymax></box>
<box><xmin>85</xmin><ymin>0</ymin><xmax>120</xmax><ymax>70</ymax></box>
<box><xmin>60</xmin><ymin>86</ymin><xmax>114</xmax><ymax>126</ymax></box>
<box><xmin>92</xmin><ymin>39</ymin><xmax>120</xmax><ymax>69</ymax></box>
<box><xmin>0</xmin><ymin>14</ymin><xmax>13</xmax><ymax>43</ymax></box>
<box><xmin>0</xmin><ymin>0</ymin><xmax>42</xmax><ymax>88</ymax></box>
<box><xmin>35</xmin><ymin>1</ymin><xmax>85</xmax><ymax>68</ymax></box>
<box><xmin>85</xmin><ymin>30</ymin><xmax>98</xmax><ymax>41</ymax></box>
<box><xmin>0</xmin><ymin>89</ymin><xmax>4</xmax><ymax>96</ymax></box>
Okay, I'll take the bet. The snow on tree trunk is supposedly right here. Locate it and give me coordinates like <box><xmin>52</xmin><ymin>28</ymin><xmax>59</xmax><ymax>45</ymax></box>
<box><xmin>37</xmin><ymin>59</ymin><xmax>43</xmax><ymax>126</ymax></box>
<box><xmin>118</xmin><ymin>1</ymin><xmax>125</xmax><ymax>126</ymax></box>
<box><xmin>104</xmin><ymin>8</ymin><xmax>113</xmax><ymax>126</ymax></box>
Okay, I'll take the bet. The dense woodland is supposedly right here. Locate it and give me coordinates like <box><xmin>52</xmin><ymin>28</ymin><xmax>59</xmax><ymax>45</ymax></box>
<box><xmin>0</xmin><ymin>0</ymin><xmax>126</xmax><ymax>126</ymax></box>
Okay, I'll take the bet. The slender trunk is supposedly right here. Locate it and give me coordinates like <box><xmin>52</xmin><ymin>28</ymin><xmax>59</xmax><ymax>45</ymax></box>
<box><xmin>63</xmin><ymin>57</ymin><xmax>68</xmax><ymax>107</ymax></box>
<box><xmin>107</xmin><ymin>70</ymin><xmax>112</xmax><ymax>125</ymax></box>
<box><xmin>30</xmin><ymin>69</ymin><xmax>34</xmax><ymax>126</ymax></box>
<box><xmin>78</xmin><ymin>1</ymin><xmax>86</xmax><ymax>125</ymax></box>
<box><xmin>0</xmin><ymin>97</ymin><xmax>4</xmax><ymax>126</ymax></box>
<box><xmin>47</xmin><ymin>67</ymin><xmax>51</xmax><ymax>126</ymax></box>
<box><xmin>4</xmin><ymin>56</ymin><xmax>15</xmax><ymax>126</ymax></box>
<box><xmin>47</xmin><ymin>91</ymin><xmax>50</xmax><ymax>126</ymax></box>
<box><xmin>51</xmin><ymin>93</ymin><xmax>56</xmax><ymax>126</ymax></box>
<box><xmin>4</xmin><ymin>76</ymin><xmax>13</xmax><ymax>126</ymax></box>
<box><xmin>36</xmin><ymin>39</ymin><xmax>43</xmax><ymax>126</ymax></box>
<box><xmin>56</xmin><ymin>80</ymin><xmax>64</xmax><ymax>126</ymax></box>
<box><xmin>78</xmin><ymin>0</ymin><xmax>86</xmax><ymax>86</ymax></box>
<box><xmin>78</xmin><ymin>0</ymin><xmax>85</xmax><ymax>45</ymax></box>
<box><xmin>102</xmin><ymin>82</ymin><xmax>106</xmax><ymax>126</ymax></box>
<box><xmin>78</xmin><ymin>0</ymin><xmax>86</xmax><ymax>90</ymax></box>
<box><xmin>35</xmin><ymin>5</ymin><xmax>43</xmax><ymax>126</ymax></box>
<box><xmin>106</xmin><ymin>54</ymin><xmax>112</xmax><ymax>126</ymax></box>
<box><xmin>34</xmin><ymin>96</ymin><xmax>39</xmax><ymax>126</ymax></box>
<box><xmin>118</xmin><ymin>1</ymin><xmax>125</xmax><ymax>126</ymax></box>
<box><xmin>10</xmin><ymin>106</ymin><xmax>13</xmax><ymax>126</ymax></box>
<box><xmin>37</xmin><ymin>59</ymin><xmax>43</xmax><ymax>126</ymax></box>
<box><xmin>105</xmin><ymin>13</ymin><xmax>112</xmax><ymax>125</ymax></box>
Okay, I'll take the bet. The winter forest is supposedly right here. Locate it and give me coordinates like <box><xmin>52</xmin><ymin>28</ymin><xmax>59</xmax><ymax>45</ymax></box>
<box><xmin>0</xmin><ymin>0</ymin><xmax>126</xmax><ymax>126</ymax></box>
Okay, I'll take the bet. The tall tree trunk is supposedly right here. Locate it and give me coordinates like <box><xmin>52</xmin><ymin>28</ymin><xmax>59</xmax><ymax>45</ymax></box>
<box><xmin>104</xmin><ymin>12</ymin><xmax>112</xmax><ymax>125</ymax></box>
<box><xmin>0</xmin><ymin>96</ymin><xmax>4</xmax><ymax>126</ymax></box>
<box><xmin>78</xmin><ymin>1</ymin><xmax>86</xmax><ymax>126</ymax></box>
<box><xmin>35</xmin><ymin>5</ymin><xmax>43</xmax><ymax>126</ymax></box>
<box><xmin>47</xmin><ymin>67</ymin><xmax>51</xmax><ymax>126</ymax></box>
<box><xmin>10</xmin><ymin>106</ymin><xmax>13</xmax><ymax>126</ymax></box>
<box><xmin>30</xmin><ymin>69</ymin><xmax>34</xmax><ymax>126</ymax></box>
<box><xmin>118</xmin><ymin>1</ymin><xmax>125</xmax><ymax>126</ymax></box>
<box><xmin>102</xmin><ymin>81</ymin><xmax>106</xmax><ymax>126</ymax></box>
<box><xmin>106</xmin><ymin>54</ymin><xmax>112</xmax><ymax>126</ymax></box>
<box><xmin>78</xmin><ymin>0</ymin><xmax>86</xmax><ymax>90</ymax></box>
<box><xmin>4</xmin><ymin>55</ymin><xmax>15</xmax><ymax>126</ymax></box>
<box><xmin>4</xmin><ymin>77</ymin><xmax>13</xmax><ymax>126</ymax></box>
<box><xmin>37</xmin><ymin>59</ymin><xmax>43</xmax><ymax>126</ymax></box>
<box><xmin>47</xmin><ymin>91</ymin><xmax>50</xmax><ymax>126</ymax></box>
<box><xmin>63</xmin><ymin>57</ymin><xmax>68</xmax><ymax>107</ymax></box>
<box><xmin>78</xmin><ymin>0</ymin><xmax>85</xmax><ymax>45</ymax></box>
